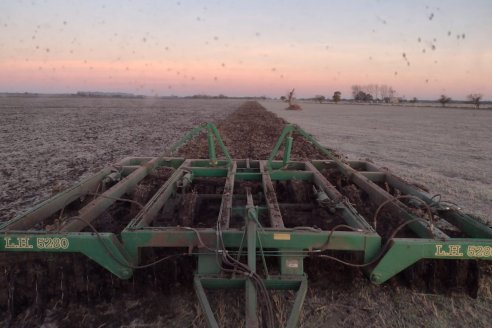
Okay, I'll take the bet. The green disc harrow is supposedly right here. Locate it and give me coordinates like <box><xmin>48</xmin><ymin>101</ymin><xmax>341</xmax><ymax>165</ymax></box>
<box><xmin>1</xmin><ymin>123</ymin><xmax>490</xmax><ymax>327</ymax></box>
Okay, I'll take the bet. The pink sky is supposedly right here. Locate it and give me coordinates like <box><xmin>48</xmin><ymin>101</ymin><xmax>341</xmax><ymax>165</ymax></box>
<box><xmin>1</xmin><ymin>1</ymin><xmax>491</xmax><ymax>100</ymax></box>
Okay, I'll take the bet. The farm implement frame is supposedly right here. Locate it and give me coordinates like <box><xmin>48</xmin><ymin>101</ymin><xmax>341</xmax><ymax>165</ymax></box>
<box><xmin>1</xmin><ymin>123</ymin><xmax>491</xmax><ymax>327</ymax></box>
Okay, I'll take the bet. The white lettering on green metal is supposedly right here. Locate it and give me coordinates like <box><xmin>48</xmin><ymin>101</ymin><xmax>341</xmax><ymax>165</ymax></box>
<box><xmin>435</xmin><ymin>244</ymin><xmax>463</xmax><ymax>257</ymax></box>
<box><xmin>37</xmin><ymin>237</ymin><xmax>70</xmax><ymax>249</ymax></box>
<box><xmin>466</xmin><ymin>245</ymin><xmax>492</xmax><ymax>258</ymax></box>
<box><xmin>3</xmin><ymin>236</ymin><xmax>69</xmax><ymax>250</ymax></box>
<box><xmin>435</xmin><ymin>244</ymin><xmax>492</xmax><ymax>258</ymax></box>
<box><xmin>4</xmin><ymin>236</ymin><xmax>33</xmax><ymax>249</ymax></box>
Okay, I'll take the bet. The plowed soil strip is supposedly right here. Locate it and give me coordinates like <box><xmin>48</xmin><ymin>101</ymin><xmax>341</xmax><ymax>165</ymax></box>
<box><xmin>178</xmin><ymin>101</ymin><xmax>335</xmax><ymax>159</ymax></box>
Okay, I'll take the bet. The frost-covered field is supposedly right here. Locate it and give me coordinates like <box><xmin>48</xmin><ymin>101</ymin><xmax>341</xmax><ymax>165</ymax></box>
<box><xmin>2</xmin><ymin>97</ymin><xmax>490</xmax><ymax>222</ymax></box>
<box><xmin>0</xmin><ymin>96</ymin><xmax>241</xmax><ymax>221</ymax></box>
<box><xmin>260</xmin><ymin>100</ymin><xmax>492</xmax><ymax>221</ymax></box>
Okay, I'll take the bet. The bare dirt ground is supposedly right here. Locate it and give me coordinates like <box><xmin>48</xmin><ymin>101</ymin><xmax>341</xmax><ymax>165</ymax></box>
<box><xmin>260</xmin><ymin>100</ymin><xmax>492</xmax><ymax>222</ymax></box>
<box><xmin>0</xmin><ymin>98</ymin><xmax>491</xmax><ymax>327</ymax></box>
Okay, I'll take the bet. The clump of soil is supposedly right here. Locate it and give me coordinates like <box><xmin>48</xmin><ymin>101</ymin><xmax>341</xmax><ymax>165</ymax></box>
<box><xmin>286</xmin><ymin>104</ymin><xmax>302</xmax><ymax>110</ymax></box>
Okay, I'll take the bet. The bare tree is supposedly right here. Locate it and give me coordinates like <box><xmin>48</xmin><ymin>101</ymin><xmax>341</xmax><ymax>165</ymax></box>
<box><xmin>333</xmin><ymin>91</ymin><xmax>341</xmax><ymax>103</ymax></box>
<box><xmin>351</xmin><ymin>85</ymin><xmax>362</xmax><ymax>99</ymax></box>
<box><xmin>366</xmin><ymin>84</ymin><xmax>376</xmax><ymax>101</ymax></box>
<box><xmin>287</xmin><ymin>88</ymin><xmax>295</xmax><ymax>106</ymax></box>
<box><xmin>286</xmin><ymin>88</ymin><xmax>302</xmax><ymax>110</ymax></box>
<box><xmin>388</xmin><ymin>87</ymin><xmax>396</xmax><ymax>98</ymax></box>
<box><xmin>354</xmin><ymin>91</ymin><xmax>372</xmax><ymax>102</ymax></box>
<box><xmin>314</xmin><ymin>95</ymin><xmax>325</xmax><ymax>103</ymax></box>
<box><xmin>374</xmin><ymin>84</ymin><xmax>381</xmax><ymax>101</ymax></box>
<box><xmin>438</xmin><ymin>94</ymin><xmax>451</xmax><ymax>107</ymax></box>
<box><xmin>380</xmin><ymin>85</ymin><xmax>389</xmax><ymax>100</ymax></box>
<box><xmin>280</xmin><ymin>96</ymin><xmax>286</xmax><ymax>102</ymax></box>
<box><xmin>467</xmin><ymin>93</ymin><xmax>482</xmax><ymax>109</ymax></box>
<box><xmin>353</xmin><ymin>84</ymin><xmax>395</xmax><ymax>102</ymax></box>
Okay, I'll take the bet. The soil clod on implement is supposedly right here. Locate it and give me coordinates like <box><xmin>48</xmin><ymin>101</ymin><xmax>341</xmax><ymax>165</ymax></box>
<box><xmin>0</xmin><ymin>101</ymin><xmax>490</xmax><ymax>327</ymax></box>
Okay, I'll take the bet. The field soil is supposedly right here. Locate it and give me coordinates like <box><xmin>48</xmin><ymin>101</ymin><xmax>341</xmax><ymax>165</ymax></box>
<box><xmin>0</xmin><ymin>97</ymin><xmax>491</xmax><ymax>327</ymax></box>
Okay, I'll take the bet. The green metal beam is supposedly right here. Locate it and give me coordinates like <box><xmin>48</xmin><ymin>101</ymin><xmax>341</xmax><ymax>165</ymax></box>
<box><xmin>219</xmin><ymin>162</ymin><xmax>237</xmax><ymax>228</ymax></box>
<box><xmin>286</xmin><ymin>276</ymin><xmax>308</xmax><ymax>328</ymax></box>
<box><xmin>206</xmin><ymin>124</ymin><xmax>217</xmax><ymax>165</ymax></box>
<box><xmin>2</xmin><ymin>166</ymin><xmax>115</xmax><ymax>231</ymax></box>
<box><xmin>370</xmin><ymin>238</ymin><xmax>492</xmax><ymax>284</ymax></box>
<box><xmin>194</xmin><ymin>276</ymin><xmax>220</xmax><ymax>328</ymax></box>
<box><xmin>245</xmin><ymin>191</ymin><xmax>258</xmax><ymax>327</ymax></box>
<box><xmin>385</xmin><ymin>173</ymin><xmax>492</xmax><ymax>239</ymax></box>
<box><xmin>208</xmin><ymin>123</ymin><xmax>232</xmax><ymax>166</ymax></box>
<box><xmin>267</xmin><ymin>124</ymin><xmax>293</xmax><ymax>170</ymax></box>
<box><xmin>60</xmin><ymin>157</ymin><xmax>163</xmax><ymax>232</ymax></box>
<box><xmin>270</xmin><ymin>171</ymin><xmax>313</xmax><ymax>181</ymax></box>
<box><xmin>282</xmin><ymin>135</ymin><xmax>293</xmax><ymax>167</ymax></box>
<box><xmin>121</xmin><ymin>229</ymin><xmax>380</xmax><ymax>253</ymax></box>
<box><xmin>310</xmin><ymin>158</ymin><xmax>450</xmax><ymax>240</ymax></box>
<box><xmin>0</xmin><ymin>232</ymin><xmax>133</xmax><ymax>279</ymax></box>
<box><xmin>128</xmin><ymin>161</ymin><xmax>189</xmax><ymax>230</ymax></box>
<box><xmin>259</xmin><ymin>161</ymin><xmax>284</xmax><ymax>229</ymax></box>
<box><xmin>197</xmin><ymin>275</ymin><xmax>304</xmax><ymax>289</ymax></box>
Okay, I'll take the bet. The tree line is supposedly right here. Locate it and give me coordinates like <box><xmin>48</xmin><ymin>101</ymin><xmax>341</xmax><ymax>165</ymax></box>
<box><xmin>438</xmin><ymin>94</ymin><xmax>483</xmax><ymax>108</ymax></box>
<box><xmin>351</xmin><ymin>84</ymin><xmax>396</xmax><ymax>102</ymax></box>
<box><xmin>280</xmin><ymin>85</ymin><xmax>485</xmax><ymax>109</ymax></box>
<box><xmin>282</xmin><ymin>91</ymin><xmax>342</xmax><ymax>104</ymax></box>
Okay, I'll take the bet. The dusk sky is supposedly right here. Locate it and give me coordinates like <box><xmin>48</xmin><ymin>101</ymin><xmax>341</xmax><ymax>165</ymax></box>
<box><xmin>1</xmin><ymin>0</ymin><xmax>491</xmax><ymax>99</ymax></box>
